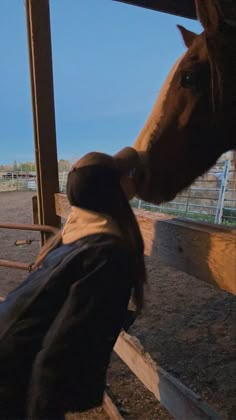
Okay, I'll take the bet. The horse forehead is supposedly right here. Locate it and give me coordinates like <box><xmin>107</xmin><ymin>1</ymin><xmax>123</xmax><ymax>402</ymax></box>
<box><xmin>158</xmin><ymin>35</ymin><xmax>210</xmax><ymax>106</ymax></box>
<box><xmin>157</xmin><ymin>53</ymin><xmax>186</xmax><ymax>101</ymax></box>
<box><xmin>164</xmin><ymin>39</ymin><xmax>207</xmax><ymax>87</ymax></box>
<box><xmin>168</xmin><ymin>53</ymin><xmax>186</xmax><ymax>78</ymax></box>
<box><xmin>157</xmin><ymin>34</ymin><xmax>208</xmax><ymax>97</ymax></box>
<box><xmin>180</xmin><ymin>36</ymin><xmax>208</xmax><ymax>67</ymax></box>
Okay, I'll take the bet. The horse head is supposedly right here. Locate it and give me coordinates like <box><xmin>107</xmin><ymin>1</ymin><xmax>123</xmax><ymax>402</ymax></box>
<box><xmin>133</xmin><ymin>0</ymin><xmax>236</xmax><ymax>204</ymax></box>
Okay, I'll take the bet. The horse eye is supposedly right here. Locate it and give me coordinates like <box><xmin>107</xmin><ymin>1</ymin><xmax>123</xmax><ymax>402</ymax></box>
<box><xmin>181</xmin><ymin>71</ymin><xmax>197</xmax><ymax>89</ymax></box>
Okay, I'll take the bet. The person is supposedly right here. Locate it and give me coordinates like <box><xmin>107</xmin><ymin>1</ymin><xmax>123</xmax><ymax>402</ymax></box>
<box><xmin>0</xmin><ymin>147</ymin><xmax>146</xmax><ymax>419</ymax></box>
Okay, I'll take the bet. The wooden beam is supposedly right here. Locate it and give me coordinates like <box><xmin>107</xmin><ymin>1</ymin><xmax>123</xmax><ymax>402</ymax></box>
<box><xmin>113</xmin><ymin>1</ymin><xmax>197</xmax><ymax>20</ymax></box>
<box><xmin>25</xmin><ymin>0</ymin><xmax>60</xmax><ymax>232</ymax></box>
<box><xmin>135</xmin><ymin>209</ymin><xmax>236</xmax><ymax>295</ymax></box>
<box><xmin>103</xmin><ymin>392</ymin><xmax>124</xmax><ymax>420</ymax></box>
<box><xmin>114</xmin><ymin>332</ymin><xmax>220</xmax><ymax>420</ymax></box>
<box><xmin>54</xmin><ymin>193</ymin><xmax>236</xmax><ymax>294</ymax></box>
<box><xmin>32</xmin><ymin>195</ymin><xmax>39</xmax><ymax>225</ymax></box>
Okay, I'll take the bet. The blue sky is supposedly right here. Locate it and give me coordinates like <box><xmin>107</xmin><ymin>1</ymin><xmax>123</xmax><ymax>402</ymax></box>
<box><xmin>0</xmin><ymin>0</ymin><xmax>202</xmax><ymax>165</ymax></box>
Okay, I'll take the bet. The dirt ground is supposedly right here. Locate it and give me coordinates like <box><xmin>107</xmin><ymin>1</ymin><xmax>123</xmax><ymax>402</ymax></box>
<box><xmin>0</xmin><ymin>191</ymin><xmax>235</xmax><ymax>420</ymax></box>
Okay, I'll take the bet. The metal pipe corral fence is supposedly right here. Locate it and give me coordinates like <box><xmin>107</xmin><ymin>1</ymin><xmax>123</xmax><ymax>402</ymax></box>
<box><xmin>0</xmin><ymin>223</ymin><xmax>58</xmax><ymax>271</ymax></box>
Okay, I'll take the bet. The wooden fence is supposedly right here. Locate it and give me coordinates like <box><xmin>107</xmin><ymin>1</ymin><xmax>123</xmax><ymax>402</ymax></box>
<box><xmin>54</xmin><ymin>193</ymin><xmax>236</xmax><ymax>419</ymax></box>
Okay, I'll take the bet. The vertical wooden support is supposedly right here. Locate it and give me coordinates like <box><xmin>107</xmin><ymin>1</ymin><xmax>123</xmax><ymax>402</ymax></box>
<box><xmin>32</xmin><ymin>195</ymin><xmax>39</xmax><ymax>224</ymax></box>
<box><xmin>25</xmin><ymin>0</ymin><xmax>60</xmax><ymax>237</ymax></box>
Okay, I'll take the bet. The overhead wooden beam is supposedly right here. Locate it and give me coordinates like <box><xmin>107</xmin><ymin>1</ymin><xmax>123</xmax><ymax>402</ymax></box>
<box><xmin>113</xmin><ymin>0</ymin><xmax>197</xmax><ymax>20</ymax></box>
<box><xmin>114</xmin><ymin>1</ymin><xmax>236</xmax><ymax>25</ymax></box>
<box><xmin>54</xmin><ymin>193</ymin><xmax>236</xmax><ymax>294</ymax></box>
<box><xmin>114</xmin><ymin>332</ymin><xmax>220</xmax><ymax>420</ymax></box>
<box><xmin>25</xmin><ymin>0</ymin><xmax>60</xmax><ymax>232</ymax></box>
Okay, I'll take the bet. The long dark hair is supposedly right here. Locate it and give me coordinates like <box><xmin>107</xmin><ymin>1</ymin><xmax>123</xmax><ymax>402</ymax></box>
<box><xmin>35</xmin><ymin>155</ymin><xmax>146</xmax><ymax>312</ymax></box>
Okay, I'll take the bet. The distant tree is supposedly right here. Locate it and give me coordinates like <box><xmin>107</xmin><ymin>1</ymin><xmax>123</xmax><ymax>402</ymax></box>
<box><xmin>19</xmin><ymin>162</ymin><xmax>36</xmax><ymax>172</ymax></box>
<box><xmin>58</xmin><ymin>159</ymin><xmax>70</xmax><ymax>172</ymax></box>
<box><xmin>0</xmin><ymin>164</ymin><xmax>13</xmax><ymax>171</ymax></box>
<box><xmin>13</xmin><ymin>160</ymin><xmax>18</xmax><ymax>171</ymax></box>
<box><xmin>30</xmin><ymin>162</ymin><xmax>36</xmax><ymax>172</ymax></box>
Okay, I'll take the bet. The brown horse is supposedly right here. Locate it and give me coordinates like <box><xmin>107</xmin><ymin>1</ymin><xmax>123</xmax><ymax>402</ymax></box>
<box><xmin>133</xmin><ymin>0</ymin><xmax>236</xmax><ymax>204</ymax></box>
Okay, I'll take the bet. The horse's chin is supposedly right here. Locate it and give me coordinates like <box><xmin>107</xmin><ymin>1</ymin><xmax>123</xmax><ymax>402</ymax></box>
<box><xmin>158</xmin><ymin>191</ymin><xmax>177</xmax><ymax>204</ymax></box>
<box><xmin>135</xmin><ymin>163</ymin><xmax>184</xmax><ymax>204</ymax></box>
<box><xmin>136</xmin><ymin>182</ymin><xmax>177</xmax><ymax>205</ymax></box>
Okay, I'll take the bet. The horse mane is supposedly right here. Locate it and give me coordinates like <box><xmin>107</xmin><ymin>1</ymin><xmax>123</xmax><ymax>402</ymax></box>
<box><xmin>209</xmin><ymin>54</ymin><xmax>223</xmax><ymax>111</ymax></box>
<box><xmin>207</xmin><ymin>26</ymin><xmax>236</xmax><ymax>111</ymax></box>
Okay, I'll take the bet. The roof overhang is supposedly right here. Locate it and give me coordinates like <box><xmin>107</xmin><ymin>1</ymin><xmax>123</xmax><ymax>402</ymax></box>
<box><xmin>113</xmin><ymin>1</ymin><xmax>197</xmax><ymax>20</ymax></box>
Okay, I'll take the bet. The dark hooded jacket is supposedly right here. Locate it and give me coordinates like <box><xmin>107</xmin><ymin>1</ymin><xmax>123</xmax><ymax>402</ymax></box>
<box><xmin>0</xmin><ymin>233</ymin><xmax>135</xmax><ymax>419</ymax></box>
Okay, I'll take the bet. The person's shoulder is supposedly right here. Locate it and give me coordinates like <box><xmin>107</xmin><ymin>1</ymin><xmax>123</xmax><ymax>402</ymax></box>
<box><xmin>41</xmin><ymin>234</ymin><xmax>134</xmax><ymax>274</ymax></box>
<box><xmin>92</xmin><ymin>233</ymin><xmax>131</xmax><ymax>254</ymax></box>
<box><xmin>99</xmin><ymin>235</ymin><xmax>134</xmax><ymax>266</ymax></box>
<box><xmin>78</xmin><ymin>233</ymin><xmax>134</xmax><ymax>267</ymax></box>
<box><xmin>76</xmin><ymin>233</ymin><xmax>129</xmax><ymax>254</ymax></box>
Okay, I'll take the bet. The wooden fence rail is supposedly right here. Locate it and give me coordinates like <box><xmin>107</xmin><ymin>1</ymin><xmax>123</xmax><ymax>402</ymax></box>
<box><xmin>115</xmin><ymin>332</ymin><xmax>221</xmax><ymax>420</ymax></box>
<box><xmin>55</xmin><ymin>193</ymin><xmax>236</xmax><ymax>295</ymax></box>
<box><xmin>134</xmin><ymin>210</ymin><xmax>236</xmax><ymax>295</ymax></box>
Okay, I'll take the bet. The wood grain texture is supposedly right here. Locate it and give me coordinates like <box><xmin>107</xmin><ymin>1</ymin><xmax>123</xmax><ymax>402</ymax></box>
<box><xmin>103</xmin><ymin>392</ymin><xmax>124</xmax><ymax>420</ymax></box>
<box><xmin>135</xmin><ymin>210</ymin><xmax>236</xmax><ymax>295</ymax></box>
<box><xmin>32</xmin><ymin>195</ymin><xmax>39</xmax><ymax>225</ymax></box>
<box><xmin>54</xmin><ymin>194</ymin><xmax>236</xmax><ymax>294</ymax></box>
<box><xmin>114</xmin><ymin>332</ymin><xmax>221</xmax><ymax>420</ymax></box>
<box><xmin>25</xmin><ymin>0</ymin><xmax>60</xmax><ymax>231</ymax></box>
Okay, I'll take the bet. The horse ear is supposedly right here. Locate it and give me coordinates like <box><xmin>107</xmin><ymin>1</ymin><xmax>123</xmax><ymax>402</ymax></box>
<box><xmin>195</xmin><ymin>0</ymin><xmax>223</xmax><ymax>31</ymax></box>
<box><xmin>177</xmin><ymin>25</ymin><xmax>198</xmax><ymax>48</ymax></box>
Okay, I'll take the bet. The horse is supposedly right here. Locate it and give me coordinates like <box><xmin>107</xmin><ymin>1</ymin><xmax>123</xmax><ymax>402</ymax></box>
<box><xmin>133</xmin><ymin>0</ymin><xmax>236</xmax><ymax>204</ymax></box>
